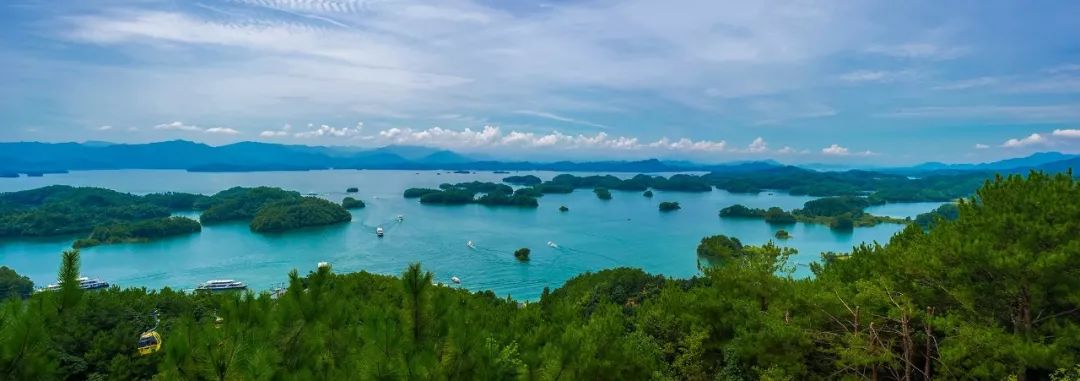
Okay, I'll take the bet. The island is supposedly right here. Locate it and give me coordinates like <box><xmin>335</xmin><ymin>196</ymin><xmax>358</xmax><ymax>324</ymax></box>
<box><xmin>658</xmin><ymin>201</ymin><xmax>681</xmax><ymax>212</ymax></box>
<box><xmin>342</xmin><ymin>197</ymin><xmax>365</xmax><ymax>209</ymax></box>
<box><xmin>346</xmin><ymin>187</ymin><xmax>358</xmax><ymax>193</ymax></box>
<box><xmin>249</xmin><ymin>197</ymin><xmax>352</xmax><ymax>233</ymax></box>
<box><xmin>403</xmin><ymin>188</ymin><xmax>441</xmax><ymax>198</ymax></box>
<box><xmin>514</xmin><ymin>247</ymin><xmax>531</xmax><ymax>262</ymax></box>
<box><xmin>410</xmin><ymin>181</ymin><xmax>539</xmax><ymax>208</ymax></box>
<box><xmin>198</xmin><ymin>187</ymin><xmax>305</xmax><ymax>224</ymax></box>
<box><xmin>774</xmin><ymin>229</ymin><xmax>791</xmax><ymax>239</ymax></box>
<box><xmin>73</xmin><ymin>216</ymin><xmax>202</xmax><ymax>248</ymax></box>
<box><xmin>719</xmin><ymin>196</ymin><xmax>905</xmax><ymax>229</ymax></box>
<box><xmin>502</xmin><ymin>175</ymin><xmax>542</xmax><ymax>186</ymax></box>
<box><xmin>0</xmin><ymin>185</ymin><xmax>205</xmax><ymax>239</ymax></box>
<box><xmin>643</xmin><ymin>190</ymin><xmax>653</xmax><ymax>198</ymax></box>
<box><xmin>594</xmin><ymin>187</ymin><xmax>612</xmax><ymax>200</ymax></box>
<box><xmin>559</xmin><ymin>205</ymin><xmax>569</xmax><ymax>212</ymax></box>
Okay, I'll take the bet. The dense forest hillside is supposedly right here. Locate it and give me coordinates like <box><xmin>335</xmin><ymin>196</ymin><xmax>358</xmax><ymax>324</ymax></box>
<box><xmin>0</xmin><ymin>172</ymin><xmax>1077</xmax><ymax>379</ymax></box>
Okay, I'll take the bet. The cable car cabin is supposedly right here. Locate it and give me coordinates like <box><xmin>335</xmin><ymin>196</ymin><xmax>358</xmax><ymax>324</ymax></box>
<box><xmin>137</xmin><ymin>331</ymin><xmax>162</xmax><ymax>355</ymax></box>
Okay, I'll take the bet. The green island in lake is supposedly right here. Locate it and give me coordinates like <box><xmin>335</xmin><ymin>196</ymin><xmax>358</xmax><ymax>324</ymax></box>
<box><xmin>720</xmin><ymin>195</ymin><xmax>909</xmax><ymax>229</ymax></box>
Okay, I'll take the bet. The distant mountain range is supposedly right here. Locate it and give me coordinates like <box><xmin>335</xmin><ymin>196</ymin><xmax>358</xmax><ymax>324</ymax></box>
<box><xmin>0</xmin><ymin>140</ymin><xmax>1075</xmax><ymax>176</ymax></box>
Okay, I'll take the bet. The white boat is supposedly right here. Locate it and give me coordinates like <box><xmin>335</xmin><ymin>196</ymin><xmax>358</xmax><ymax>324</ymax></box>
<box><xmin>451</xmin><ymin>276</ymin><xmax>461</xmax><ymax>284</ymax></box>
<box><xmin>466</xmin><ymin>240</ymin><xmax>476</xmax><ymax>249</ymax></box>
<box><xmin>376</xmin><ymin>227</ymin><xmax>384</xmax><ymax>237</ymax></box>
<box><xmin>396</xmin><ymin>214</ymin><xmax>405</xmax><ymax>222</ymax></box>
<box><xmin>196</xmin><ymin>279</ymin><xmax>247</xmax><ymax>292</ymax></box>
<box><xmin>41</xmin><ymin>276</ymin><xmax>110</xmax><ymax>292</ymax></box>
<box><xmin>547</xmin><ymin>241</ymin><xmax>559</xmax><ymax>248</ymax></box>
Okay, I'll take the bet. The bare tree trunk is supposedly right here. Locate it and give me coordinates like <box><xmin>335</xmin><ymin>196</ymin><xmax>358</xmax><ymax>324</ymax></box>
<box><xmin>924</xmin><ymin>306</ymin><xmax>934</xmax><ymax>381</ymax></box>
<box><xmin>901</xmin><ymin>310</ymin><xmax>914</xmax><ymax>381</ymax></box>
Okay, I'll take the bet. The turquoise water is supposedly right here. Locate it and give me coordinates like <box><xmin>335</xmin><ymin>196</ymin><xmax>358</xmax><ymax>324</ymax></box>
<box><xmin>0</xmin><ymin>170</ymin><xmax>941</xmax><ymax>300</ymax></box>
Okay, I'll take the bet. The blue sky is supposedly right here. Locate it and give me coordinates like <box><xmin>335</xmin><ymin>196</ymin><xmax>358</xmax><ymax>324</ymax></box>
<box><xmin>1</xmin><ymin>0</ymin><xmax>1079</xmax><ymax>164</ymax></box>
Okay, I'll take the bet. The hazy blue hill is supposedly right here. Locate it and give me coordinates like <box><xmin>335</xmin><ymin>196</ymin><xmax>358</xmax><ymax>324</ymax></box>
<box><xmin>896</xmin><ymin>152</ymin><xmax>1077</xmax><ymax>174</ymax></box>
<box><xmin>418</xmin><ymin>150</ymin><xmax>473</xmax><ymax>164</ymax></box>
<box><xmin>1035</xmin><ymin>156</ymin><xmax>1080</xmax><ymax>173</ymax></box>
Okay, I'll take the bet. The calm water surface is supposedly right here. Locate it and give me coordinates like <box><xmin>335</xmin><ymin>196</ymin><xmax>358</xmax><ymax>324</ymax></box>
<box><xmin>0</xmin><ymin>170</ymin><xmax>941</xmax><ymax>299</ymax></box>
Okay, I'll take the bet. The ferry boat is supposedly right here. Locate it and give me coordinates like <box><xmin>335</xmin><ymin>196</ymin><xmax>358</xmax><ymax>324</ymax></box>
<box><xmin>41</xmin><ymin>276</ymin><xmax>110</xmax><ymax>292</ymax></box>
<box><xmin>376</xmin><ymin>227</ymin><xmax>384</xmax><ymax>237</ymax></box>
<box><xmin>451</xmin><ymin>276</ymin><xmax>461</xmax><ymax>284</ymax></box>
<box><xmin>196</xmin><ymin>279</ymin><xmax>247</xmax><ymax>292</ymax></box>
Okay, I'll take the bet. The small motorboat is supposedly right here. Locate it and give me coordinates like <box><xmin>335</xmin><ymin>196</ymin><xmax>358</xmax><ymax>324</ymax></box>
<box><xmin>466</xmin><ymin>240</ymin><xmax>476</xmax><ymax>249</ymax></box>
<box><xmin>41</xmin><ymin>276</ymin><xmax>110</xmax><ymax>292</ymax></box>
<box><xmin>396</xmin><ymin>214</ymin><xmax>405</xmax><ymax>222</ymax></box>
<box><xmin>376</xmin><ymin>227</ymin><xmax>384</xmax><ymax>237</ymax></box>
<box><xmin>547</xmin><ymin>241</ymin><xmax>559</xmax><ymax>248</ymax></box>
<box><xmin>451</xmin><ymin>276</ymin><xmax>461</xmax><ymax>284</ymax></box>
<box><xmin>196</xmin><ymin>279</ymin><xmax>247</xmax><ymax>292</ymax></box>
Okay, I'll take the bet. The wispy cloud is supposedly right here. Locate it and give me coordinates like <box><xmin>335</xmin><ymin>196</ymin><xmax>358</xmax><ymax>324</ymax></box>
<box><xmin>152</xmin><ymin>121</ymin><xmax>242</xmax><ymax>135</ymax></box>
<box><xmin>879</xmin><ymin>104</ymin><xmax>1080</xmax><ymax>122</ymax></box>
<box><xmin>513</xmin><ymin>110</ymin><xmax>608</xmax><ymax>130</ymax></box>
<box><xmin>933</xmin><ymin>77</ymin><xmax>999</xmax><ymax>91</ymax></box>
<box><xmin>838</xmin><ymin>70</ymin><xmax>916</xmax><ymax>83</ymax></box>
<box><xmin>865</xmin><ymin>43</ymin><xmax>969</xmax><ymax>60</ymax></box>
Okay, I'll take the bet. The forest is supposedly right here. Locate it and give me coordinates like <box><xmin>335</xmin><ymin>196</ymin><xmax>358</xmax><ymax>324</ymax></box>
<box><xmin>0</xmin><ymin>186</ymin><xmax>202</xmax><ymax>237</ymax></box>
<box><xmin>0</xmin><ymin>171</ymin><xmax>1076</xmax><ymax>380</ymax></box>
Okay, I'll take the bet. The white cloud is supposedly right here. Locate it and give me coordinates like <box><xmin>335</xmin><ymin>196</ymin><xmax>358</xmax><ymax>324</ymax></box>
<box><xmin>96</xmin><ymin>125</ymin><xmax>113</xmax><ymax>131</ymax></box>
<box><xmin>295</xmin><ymin>122</ymin><xmax>364</xmax><ymax>138</ymax></box>
<box><xmin>746</xmin><ymin>137</ymin><xmax>767</xmax><ymax>153</ymax></box>
<box><xmin>1052</xmin><ymin>129</ymin><xmax>1080</xmax><ymax>138</ymax></box>
<box><xmin>974</xmin><ymin>143</ymin><xmax>990</xmax><ymax>149</ymax></box>
<box><xmin>822</xmin><ymin>144</ymin><xmax>849</xmax><ymax>155</ymax></box>
<box><xmin>365</xmin><ymin>125</ymin><xmax>730</xmax><ymax>153</ymax></box>
<box><xmin>821</xmin><ymin>144</ymin><xmax>875</xmax><ymax>156</ymax></box>
<box><xmin>154</xmin><ymin>121</ymin><xmax>201</xmax><ymax>131</ymax></box>
<box><xmin>777</xmin><ymin>146</ymin><xmax>796</xmax><ymax>154</ymax></box>
<box><xmin>1001</xmin><ymin>133</ymin><xmax>1045</xmax><ymax>148</ymax></box>
<box><xmin>260</xmin><ymin>130</ymin><xmax>289</xmax><ymax>137</ymax></box>
<box><xmin>205</xmin><ymin>127</ymin><xmax>240</xmax><ymax>135</ymax></box>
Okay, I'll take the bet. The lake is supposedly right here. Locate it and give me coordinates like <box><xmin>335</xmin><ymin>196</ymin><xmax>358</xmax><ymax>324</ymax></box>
<box><xmin>0</xmin><ymin>170</ymin><xmax>941</xmax><ymax>300</ymax></box>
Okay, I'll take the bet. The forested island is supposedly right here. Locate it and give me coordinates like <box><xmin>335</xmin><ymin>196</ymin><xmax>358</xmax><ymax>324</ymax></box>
<box><xmin>498</xmin><ymin>169</ymin><xmax>999</xmax><ymax>203</ymax></box>
<box><xmin>719</xmin><ymin>195</ymin><xmax>906</xmax><ymax>229</ymax></box>
<box><xmin>0</xmin><ymin>172</ymin><xmax>1077</xmax><ymax>379</ymax></box>
<box><xmin>72</xmin><ymin>216</ymin><xmax>202</xmax><ymax>248</ymax></box>
<box><xmin>341</xmin><ymin>197</ymin><xmax>365</xmax><ymax>209</ymax></box>
<box><xmin>249</xmin><ymin>197</ymin><xmax>352</xmax><ymax>233</ymax></box>
<box><xmin>0</xmin><ymin>186</ymin><xmax>203</xmax><ymax>238</ymax></box>
<box><xmin>0</xmin><ymin>185</ymin><xmax>357</xmax><ymax>244</ymax></box>
<box><xmin>404</xmin><ymin>182</ymin><xmax>539</xmax><ymax>208</ymax></box>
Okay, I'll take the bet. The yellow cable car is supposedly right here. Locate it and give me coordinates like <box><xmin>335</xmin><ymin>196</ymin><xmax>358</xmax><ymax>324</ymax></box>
<box><xmin>137</xmin><ymin>330</ymin><xmax>162</xmax><ymax>355</ymax></box>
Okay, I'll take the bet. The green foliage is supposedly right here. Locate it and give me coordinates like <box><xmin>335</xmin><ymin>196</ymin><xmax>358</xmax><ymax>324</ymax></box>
<box><xmin>476</xmin><ymin>192</ymin><xmax>539</xmax><ymax>208</ymax></box>
<box><xmin>403</xmin><ymin>188</ymin><xmax>441</xmax><ymax>198</ymax></box>
<box><xmin>346</xmin><ymin>187</ymin><xmax>358</xmax><ymax>193</ymax></box>
<box><xmin>658</xmin><ymin>201</ymin><xmax>681</xmax><ymax>212</ymax></box>
<box><xmin>914</xmin><ymin>202</ymin><xmax>959</xmax><ymax>229</ymax></box>
<box><xmin>829</xmin><ymin>213</ymin><xmax>855</xmax><ymax>230</ymax></box>
<box><xmin>514</xmin><ymin>248</ymin><xmax>530</xmax><ymax>261</ymax></box>
<box><xmin>0</xmin><ymin>171</ymin><xmax>1075</xmax><ymax>380</ymax></box>
<box><xmin>593</xmin><ymin>187</ymin><xmax>612</xmax><ymax>200</ymax></box>
<box><xmin>764</xmin><ymin>207</ymin><xmax>796</xmax><ymax>224</ymax></box>
<box><xmin>249</xmin><ymin>197</ymin><xmax>351</xmax><ymax>233</ymax></box>
<box><xmin>502</xmin><ymin>175</ymin><xmax>542</xmax><ymax>186</ymax></box>
<box><xmin>0</xmin><ymin>186</ymin><xmax>200</xmax><ymax>237</ymax></box>
<box><xmin>643</xmin><ymin>190</ymin><xmax>653</xmax><ymax>198</ymax></box>
<box><xmin>0</xmin><ymin>266</ymin><xmax>33</xmax><ymax>300</ymax></box>
<box><xmin>696</xmin><ymin>235</ymin><xmax>744</xmax><ymax>261</ymax></box>
<box><xmin>341</xmin><ymin>196</ymin><xmax>365</xmax><ymax>209</ymax></box>
<box><xmin>797</xmin><ymin>196</ymin><xmax>874</xmax><ymax>217</ymax></box>
<box><xmin>73</xmin><ymin>216</ymin><xmax>201</xmax><ymax>248</ymax></box>
<box><xmin>198</xmin><ymin>187</ymin><xmax>303</xmax><ymax>224</ymax></box>
<box><xmin>774</xmin><ymin>229</ymin><xmax>790</xmax><ymax>239</ymax></box>
<box><xmin>720</xmin><ymin>204</ymin><xmax>763</xmax><ymax>218</ymax></box>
